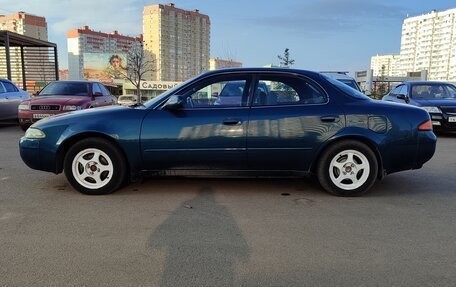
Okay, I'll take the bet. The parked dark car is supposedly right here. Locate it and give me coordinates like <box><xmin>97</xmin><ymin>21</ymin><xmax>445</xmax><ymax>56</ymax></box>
<box><xmin>382</xmin><ymin>81</ymin><xmax>456</xmax><ymax>131</ymax></box>
<box><xmin>18</xmin><ymin>81</ymin><xmax>117</xmax><ymax>131</ymax></box>
<box><xmin>19</xmin><ymin>68</ymin><xmax>436</xmax><ymax>196</ymax></box>
<box><xmin>0</xmin><ymin>79</ymin><xmax>30</xmax><ymax>122</ymax></box>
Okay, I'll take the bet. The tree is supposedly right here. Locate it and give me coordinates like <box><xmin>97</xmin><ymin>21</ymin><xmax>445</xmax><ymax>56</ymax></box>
<box><xmin>106</xmin><ymin>42</ymin><xmax>155</xmax><ymax>103</ymax></box>
<box><xmin>277</xmin><ymin>48</ymin><xmax>295</xmax><ymax>68</ymax></box>
<box><xmin>371</xmin><ymin>65</ymin><xmax>387</xmax><ymax>100</ymax></box>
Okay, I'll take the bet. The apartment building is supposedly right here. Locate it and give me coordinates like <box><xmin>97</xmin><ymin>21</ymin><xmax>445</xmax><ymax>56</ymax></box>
<box><xmin>67</xmin><ymin>26</ymin><xmax>142</xmax><ymax>81</ymax></box>
<box><xmin>370</xmin><ymin>54</ymin><xmax>402</xmax><ymax>77</ymax></box>
<box><xmin>143</xmin><ymin>3</ymin><xmax>210</xmax><ymax>81</ymax></box>
<box><xmin>0</xmin><ymin>11</ymin><xmax>47</xmax><ymax>40</ymax></box>
<box><xmin>398</xmin><ymin>9</ymin><xmax>456</xmax><ymax>81</ymax></box>
<box><xmin>209</xmin><ymin>58</ymin><xmax>242</xmax><ymax>70</ymax></box>
<box><xmin>0</xmin><ymin>12</ymin><xmax>49</xmax><ymax>84</ymax></box>
<box><xmin>371</xmin><ymin>8</ymin><xmax>456</xmax><ymax>81</ymax></box>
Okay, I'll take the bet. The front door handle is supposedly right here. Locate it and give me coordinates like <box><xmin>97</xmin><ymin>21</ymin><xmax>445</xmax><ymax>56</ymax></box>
<box><xmin>320</xmin><ymin>116</ymin><xmax>340</xmax><ymax>123</ymax></box>
<box><xmin>222</xmin><ymin>119</ymin><xmax>242</xmax><ymax>126</ymax></box>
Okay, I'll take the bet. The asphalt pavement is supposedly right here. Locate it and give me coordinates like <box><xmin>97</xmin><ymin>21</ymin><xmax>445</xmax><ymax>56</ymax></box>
<box><xmin>1</xmin><ymin>124</ymin><xmax>455</xmax><ymax>286</ymax></box>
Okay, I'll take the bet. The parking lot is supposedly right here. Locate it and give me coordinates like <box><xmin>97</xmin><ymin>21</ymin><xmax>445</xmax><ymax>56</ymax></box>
<box><xmin>1</xmin><ymin>124</ymin><xmax>456</xmax><ymax>286</ymax></box>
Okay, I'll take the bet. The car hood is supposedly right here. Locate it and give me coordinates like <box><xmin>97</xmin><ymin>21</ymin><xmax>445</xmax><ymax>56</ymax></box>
<box><xmin>28</xmin><ymin>96</ymin><xmax>91</xmax><ymax>106</ymax></box>
<box><xmin>412</xmin><ymin>98</ymin><xmax>456</xmax><ymax>107</ymax></box>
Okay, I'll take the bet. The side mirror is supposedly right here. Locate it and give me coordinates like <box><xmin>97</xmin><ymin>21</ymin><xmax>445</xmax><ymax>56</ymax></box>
<box><xmin>94</xmin><ymin>92</ymin><xmax>103</xmax><ymax>97</ymax></box>
<box><xmin>163</xmin><ymin>95</ymin><xmax>184</xmax><ymax>110</ymax></box>
<box><xmin>33</xmin><ymin>90</ymin><xmax>41</xmax><ymax>96</ymax></box>
<box><xmin>211</xmin><ymin>92</ymin><xmax>219</xmax><ymax>98</ymax></box>
<box><xmin>396</xmin><ymin>94</ymin><xmax>410</xmax><ymax>103</ymax></box>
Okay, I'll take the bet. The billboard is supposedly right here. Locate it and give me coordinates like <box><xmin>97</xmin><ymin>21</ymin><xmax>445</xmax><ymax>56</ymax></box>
<box><xmin>83</xmin><ymin>53</ymin><xmax>127</xmax><ymax>82</ymax></box>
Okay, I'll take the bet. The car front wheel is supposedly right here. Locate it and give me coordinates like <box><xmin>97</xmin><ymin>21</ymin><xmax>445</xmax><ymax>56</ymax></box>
<box><xmin>64</xmin><ymin>138</ymin><xmax>127</xmax><ymax>195</ymax></box>
<box><xmin>317</xmin><ymin>140</ymin><xmax>378</xmax><ymax>196</ymax></box>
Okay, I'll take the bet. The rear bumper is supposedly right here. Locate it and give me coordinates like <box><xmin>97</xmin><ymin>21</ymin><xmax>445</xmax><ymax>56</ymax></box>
<box><xmin>414</xmin><ymin>131</ymin><xmax>437</xmax><ymax>169</ymax></box>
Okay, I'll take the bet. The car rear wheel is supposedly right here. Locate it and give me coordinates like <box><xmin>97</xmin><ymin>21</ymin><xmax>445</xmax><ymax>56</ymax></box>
<box><xmin>64</xmin><ymin>138</ymin><xmax>126</xmax><ymax>195</ymax></box>
<box><xmin>317</xmin><ymin>140</ymin><xmax>378</xmax><ymax>196</ymax></box>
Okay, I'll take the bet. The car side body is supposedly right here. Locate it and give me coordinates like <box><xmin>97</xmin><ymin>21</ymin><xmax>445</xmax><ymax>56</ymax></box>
<box><xmin>0</xmin><ymin>79</ymin><xmax>30</xmax><ymax>121</ymax></box>
<box><xmin>382</xmin><ymin>81</ymin><xmax>456</xmax><ymax>131</ymax></box>
<box><xmin>18</xmin><ymin>80</ymin><xmax>117</xmax><ymax>130</ymax></box>
<box><xmin>19</xmin><ymin>68</ymin><xmax>436</xmax><ymax>196</ymax></box>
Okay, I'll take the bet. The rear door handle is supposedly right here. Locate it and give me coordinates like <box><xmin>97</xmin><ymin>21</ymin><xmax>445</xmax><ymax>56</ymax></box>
<box><xmin>223</xmin><ymin>119</ymin><xmax>242</xmax><ymax>126</ymax></box>
<box><xmin>320</xmin><ymin>116</ymin><xmax>340</xmax><ymax>123</ymax></box>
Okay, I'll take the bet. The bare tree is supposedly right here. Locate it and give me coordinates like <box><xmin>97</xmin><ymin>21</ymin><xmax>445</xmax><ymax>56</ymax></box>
<box><xmin>277</xmin><ymin>48</ymin><xmax>295</xmax><ymax>68</ymax></box>
<box><xmin>106</xmin><ymin>42</ymin><xmax>155</xmax><ymax>103</ymax></box>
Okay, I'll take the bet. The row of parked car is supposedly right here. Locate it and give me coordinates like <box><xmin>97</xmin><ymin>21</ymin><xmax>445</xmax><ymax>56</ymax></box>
<box><xmin>0</xmin><ymin>80</ymin><xmax>133</xmax><ymax>131</ymax></box>
<box><xmin>1</xmin><ymin>75</ymin><xmax>456</xmax><ymax>133</ymax></box>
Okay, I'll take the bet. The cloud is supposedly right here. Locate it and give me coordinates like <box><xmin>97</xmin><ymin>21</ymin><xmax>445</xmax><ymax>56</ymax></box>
<box><xmin>249</xmin><ymin>0</ymin><xmax>407</xmax><ymax>34</ymax></box>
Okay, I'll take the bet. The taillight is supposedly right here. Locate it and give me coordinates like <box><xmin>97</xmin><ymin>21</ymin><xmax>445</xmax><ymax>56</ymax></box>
<box><xmin>418</xmin><ymin>119</ymin><xmax>432</xmax><ymax>131</ymax></box>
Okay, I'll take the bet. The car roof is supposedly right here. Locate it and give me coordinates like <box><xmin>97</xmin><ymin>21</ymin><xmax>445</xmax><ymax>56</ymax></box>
<box><xmin>403</xmin><ymin>81</ymin><xmax>453</xmax><ymax>85</ymax></box>
<box><xmin>200</xmin><ymin>67</ymin><xmax>322</xmax><ymax>78</ymax></box>
<box><xmin>48</xmin><ymin>80</ymin><xmax>101</xmax><ymax>84</ymax></box>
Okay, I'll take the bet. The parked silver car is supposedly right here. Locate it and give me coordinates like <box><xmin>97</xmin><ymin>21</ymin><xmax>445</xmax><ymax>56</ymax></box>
<box><xmin>0</xmin><ymin>79</ymin><xmax>30</xmax><ymax>121</ymax></box>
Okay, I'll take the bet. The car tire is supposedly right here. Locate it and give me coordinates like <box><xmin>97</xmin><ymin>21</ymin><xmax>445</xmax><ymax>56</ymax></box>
<box><xmin>317</xmin><ymin>140</ymin><xmax>378</xmax><ymax>197</ymax></box>
<box><xmin>64</xmin><ymin>138</ymin><xmax>127</xmax><ymax>195</ymax></box>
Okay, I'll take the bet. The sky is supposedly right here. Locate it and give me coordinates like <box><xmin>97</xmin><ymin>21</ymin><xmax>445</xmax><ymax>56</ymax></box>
<box><xmin>1</xmin><ymin>0</ymin><xmax>456</xmax><ymax>74</ymax></box>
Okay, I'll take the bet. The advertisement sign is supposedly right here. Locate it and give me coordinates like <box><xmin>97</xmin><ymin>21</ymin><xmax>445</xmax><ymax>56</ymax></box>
<box><xmin>83</xmin><ymin>53</ymin><xmax>127</xmax><ymax>82</ymax></box>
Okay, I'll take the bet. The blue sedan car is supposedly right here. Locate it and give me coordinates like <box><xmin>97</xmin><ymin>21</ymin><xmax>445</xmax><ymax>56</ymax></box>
<box><xmin>19</xmin><ymin>68</ymin><xmax>436</xmax><ymax>196</ymax></box>
<box><xmin>382</xmin><ymin>81</ymin><xmax>456</xmax><ymax>132</ymax></box>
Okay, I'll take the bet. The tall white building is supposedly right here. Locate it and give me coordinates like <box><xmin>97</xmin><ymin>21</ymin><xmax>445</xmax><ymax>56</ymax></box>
<box><xmin>370</xmin><ymin>54</ymin><xmax>401</xmax><ymax>77</ymax></box>
<box><xmin>67</xmin><ymin>26</ymin><xmax>142</xmax><ymax>81</ymax></box>
<box><xmin>398</xmin><ymin>9</ymin><xmax>456</xmax><ymax>80</ymax></box>
<box><xmin>372</xmin><ymin>8</ymin><xmax>456</xmax><ymax>81</ymax></box>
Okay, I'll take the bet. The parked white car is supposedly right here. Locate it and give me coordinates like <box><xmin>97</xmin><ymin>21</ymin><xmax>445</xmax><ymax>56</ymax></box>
<box><xmin>117</xmin><ymin>95</ymin><xmax>153</xmax><ymax>106</ymax></box>
<box><xmin>0</xmin><ymin>79</ymin><xmax>30</xmax><ymax>121</ymax></box>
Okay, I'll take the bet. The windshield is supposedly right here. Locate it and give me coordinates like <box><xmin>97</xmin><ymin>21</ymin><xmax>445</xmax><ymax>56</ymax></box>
<box><xmin>322</xmin><ymin>74</ymin><xmax>370</xmax><ymax>100</ymax></box>
<box><xmin>411</xmin><ymin>84</ymin><xmax>456</xmax><ymax>100</ymax></box>
<box><xmin>339</xmin><ymin>79</ymin><xmax>361</xmax><ymax>91</ymax></box>
<box><xmin>39</xmin><ymin>82</ymin><xmax>90</xmax><ymax>96</ymax></box>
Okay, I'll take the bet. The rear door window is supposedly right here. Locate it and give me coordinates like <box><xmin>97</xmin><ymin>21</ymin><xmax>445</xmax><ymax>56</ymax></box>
<box><xmin>253</xmin><ymin>74</ymin><xmax>327</xmax><ymax>106</ymax></box>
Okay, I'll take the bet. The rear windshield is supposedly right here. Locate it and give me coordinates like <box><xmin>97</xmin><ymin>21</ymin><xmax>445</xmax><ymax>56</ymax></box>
<box><xmin>39</xmin><ymin>82</ymin><xmax>90</xmax><ymax>96</ymax></box>
<box><xmin>339</xmin><ymin>79</ymin><xmax>360</xmax><ymax>91</ymax></box>
<box><xmin>322</xmin><ymin>75</ymin><xmax>370</xmax><ymax>100</ymax></box>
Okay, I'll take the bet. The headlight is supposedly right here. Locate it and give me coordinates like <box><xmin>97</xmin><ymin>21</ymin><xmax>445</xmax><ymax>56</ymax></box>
<box><xmin>24</xmin><ymin>127</ymin><xmax>46</xmax><ymax>139</ymax></box>
<box><xmin>18</xmin><ymin>103</ymin><xmax>30</xmax><ymax>110</ymax></box>
<box><xmin>63</xmin><ymin>105</ymin><xmax>82</xmax><ymax>111</ymax></box>
<box><xmin>421</xmin><ymin>106</ymin><xmax>441</xmax><ymax>113</ymax></box>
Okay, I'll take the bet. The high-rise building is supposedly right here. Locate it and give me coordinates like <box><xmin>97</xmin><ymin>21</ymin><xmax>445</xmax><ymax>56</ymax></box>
<box><xmin>0</xmin><ymin>11</ymin><xmax>48</xmax><ymax>40</ymax></box>
<box><xmin>67</xmin><ymin>26</ymin><xmax>142</xmax><ymax>81</ymax></box>
<box><xmin>143</xmin><ymin>3</ymin><xmax>210</xmax><ymax>81</ymax></box>
<box><xmin>209</xmin><ymin>58</ymin><xmax>242</xmax><ymax>70</ymax></box>
<box><xmin>398</xmin><ymin>9</ymin><xmax>456</xmax><ymax>81</ymax></box>
<box><xmin>371</xmin><ymin>8</ymin><xmax>456</xmax><ymax>81</ymax></box>
<box><xmin>370</xmin><ymin>54</ymin><xmax>401</xmax><ymax>77</ymax></box>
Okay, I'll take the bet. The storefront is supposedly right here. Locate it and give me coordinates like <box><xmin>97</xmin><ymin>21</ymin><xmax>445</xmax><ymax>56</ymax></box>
<box><xmin>122</xmin><ymin>80</ymin><xmax>181</xmax><ymax>99</ymax></box>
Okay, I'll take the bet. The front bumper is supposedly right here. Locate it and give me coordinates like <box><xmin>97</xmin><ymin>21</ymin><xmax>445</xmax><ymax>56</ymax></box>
<box><xmin>18</xmin><ymin>110</ymin><xmax>69</xmax><ymax>125</ymax></box>
<box><xmin>19</xmin><ymin>137</ymin><xmax>42</xmax><ymax>170</ymax></box>
<box><xmin>430</xmin><ymin>113</ymin><xmax>456</xmax><ymax>131</ymax></box>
